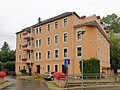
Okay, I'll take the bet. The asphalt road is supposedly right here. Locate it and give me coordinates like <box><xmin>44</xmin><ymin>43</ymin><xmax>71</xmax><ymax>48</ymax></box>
<box><xmin>2</xmin><ymin>77</ymin><xmax>120</xmax><ymax>90</ymax></box>
<box><xmin>2</xmin><ymin>78</ymin><xmax>50</xmax><ymax>90</ymax></box>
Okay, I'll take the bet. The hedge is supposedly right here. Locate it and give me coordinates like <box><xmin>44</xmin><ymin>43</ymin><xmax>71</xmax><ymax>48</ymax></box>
<box><xmin>79</xmin><ymin>58</ymin><xmax>100</xmax><ymax>74</ymax></box>
<box><xmin>0</xmin><ymin>62</ymin><xmax>2</xmax><ymax>71</ymax></box>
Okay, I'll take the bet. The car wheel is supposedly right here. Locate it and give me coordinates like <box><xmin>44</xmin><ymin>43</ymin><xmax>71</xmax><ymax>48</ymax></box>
<box><xmin>51</xmin><ymin>77</ymin><xmax>54</xmax><ymax>81</ymax></box>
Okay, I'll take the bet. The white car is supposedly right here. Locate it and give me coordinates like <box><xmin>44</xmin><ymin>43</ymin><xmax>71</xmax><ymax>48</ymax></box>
<box><xmin>43</xmin><ymin>72</ymin><xmax>55</xmax><ymax>80</ymax></box>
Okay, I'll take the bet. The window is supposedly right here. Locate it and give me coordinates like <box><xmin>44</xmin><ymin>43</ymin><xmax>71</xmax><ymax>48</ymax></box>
<box><xmin>19</xmin><ymin>44</ymin><xmax>21</xmax><ymax>50</ymax></box>
<box><xmin>36</xmin><ymin>27</ymin><xmax>42</xmax><ymax>34</ymax></box>
<box><xmin>39</xmin><ymin>27</ymin><xmax>42</xmax><ymax>34</ymax></box>
<box><xmin>98</xmin><ymin>33</ymin><xmax>100</xmax><ymax>41</ymax></box>
<box><xmin>28</xmin><ymin>41</ymin><xmax>32</xmax><ymax>46</ymax></box>
<box><xmin>18</xmin><ymin>54</ymin><xmax>21</xmax><ymax>61</ymax></box>
<box><xmin>47</xmin><ymin>36</ymin><xmax>50</xmax><ymax>45</ymax></box>
<box><xmin>63</xmin><ymin>33</ymin><xmax>67</xmax><ymax>42</ymax></box>
<box><xmin>23</xmin><ymin>66</ymin><xmax>25</xmax><ymax>69</ymax></box>
<box><xmin>55</xmin><ymin>35</ymin><xmax>58</xmax><ymax>44</ymax></box>
<box><xmin>54</xmin><ymin>21</ymin><xmax>58</xmax><ymax>29</ymax></box>
<box><xmin>36</xmin><ymin>28</ymin><xmax>39</xmax><ymax>34</ymax></box>
<box><xmin>63</xmin><ymin>48</ymin><xmax>68</xmax><ymax>58</ymax></box>
<box><xmin>19</xmin><ymin>34</ymin><xmax>21</xmax><ymax>39</ymax></box>
<box><xmin>76</xmin><ymin>46</ymin><xmax>82</xmax><ymax>57</ymax></box>
<box><xmin>28</xmin><ymin>53</ymin><xmax>31</xmax><ymax>59</ymax></box>
<box><xmin>19</xmin><ymin>66</ymin><xmax>21</xmax><ymax>72</ymax></box>
<box><xmin>47</xmin><ymin>65</ymin><xmax>50</xmax><ymax>72</ymax></box>
<box><xmin>55</xmin><ymin>49</ymin><xmax>58</xmax><ymax>58</ymax></box>
<box><xmin>47</xmin><ymin>24</ymin><xmax>50</xmax><ymax>31</ymax></box>
<box><xmin>98</xmin><ymin>48</ymin><xmax>100</xmax><ymax>57</ymax></box>
<box><xmin>36</xmin><ymin>38</ymin><xmax>42</xmax><ymax>47</ymax></box>
<box><xmin>54</xmin><ymin>65</ymin><xmax>58</xmax><ymax>72</ymax></box>
<box><xmin>36</xmin><ymin>51</ymin><xmax>41</xmax><ymax>60</ymax></box>
<box><xmin>77</xmin><ymin>31</ymin><xmax>82</xmax><ymax>40</ymax></box>
<box><xmin>63</xmin><ymin>18</ymin><xmax>68</xmax><ymax>27</ymax></box>
<box><xmin>47</xmin><ymin>50</ymin><xmax>51</xmax><ymax>59</ymax></box>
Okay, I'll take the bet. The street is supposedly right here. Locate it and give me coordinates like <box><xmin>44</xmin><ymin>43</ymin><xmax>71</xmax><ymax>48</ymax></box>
<box><xmin>1</xmin><ymin>78</ymin><xmax>50</xmax><ymax>90</ymax></box>
<box><xmin>2</xmin><ymin>77</ymin><xmax>120</xmax><ymax>90</ymax></box>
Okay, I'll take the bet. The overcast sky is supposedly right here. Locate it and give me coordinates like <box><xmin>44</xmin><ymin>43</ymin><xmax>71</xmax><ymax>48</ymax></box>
<box><xmin>0</xmin><ymin>0</ymin><xmax>120</xmax><ymax>50</ymax></box>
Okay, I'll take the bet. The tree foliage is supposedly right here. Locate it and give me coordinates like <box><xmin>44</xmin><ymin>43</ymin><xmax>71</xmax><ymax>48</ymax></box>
<box><xmin>1</xmin><ymin>42</ymin><xmax>10</xmax><ymax>51</ymax></box>
<box><xmin>0</xmin><ymin>42</ymin><xmax>15</xmax><ymax>71</ymax></box>
<box><xmin>102</xmin><ymin>13</ymin><xmax>120</xmax><ymax>33</ymax></box>
<box><xmin>109</xmin><ymin>31</ymin><xmax>120</xmax><ymax>70</ymax></box>
<box><xmin>79</xmin><ymin>58</ymin><xmax>100</xmax><ymax>74</ymax></box>
<box><xmin>0</xmin><ymin>42</ymin><xmax>15</xmax><ymax>63</ymax></box>
<box><xmin>3</xmin><ymin>61</ymin><xmax>15</xmax><ymax>71</ymax></box>
<box><xmin>0</xmin><ymin>62</ymin><xmax>2</xmax><ymax>71</ymax></box>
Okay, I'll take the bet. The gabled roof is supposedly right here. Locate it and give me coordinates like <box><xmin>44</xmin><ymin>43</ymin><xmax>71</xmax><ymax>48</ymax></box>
<box><xmin>32</xmin><ymin>12</ymin><xmax>80</xmax><ymax>27</ymax></box>
<box><xmin>74</xmin><ymin>20</ymin><xmax>110</xmax><ymax>42</ymax></box>
<box><xmin>16</xmin><ymin>12</ymin><xmax>80</xmax><ymax>34</ymax></box>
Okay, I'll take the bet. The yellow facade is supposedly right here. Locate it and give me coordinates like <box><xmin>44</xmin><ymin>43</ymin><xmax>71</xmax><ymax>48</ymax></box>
<box><xmin>15</xmin><ymin>12</ymin><xmax>110</xmax><ymax>75</ymax></box>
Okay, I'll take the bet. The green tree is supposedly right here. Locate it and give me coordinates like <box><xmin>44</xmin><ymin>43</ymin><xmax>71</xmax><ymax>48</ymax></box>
<box><xmin>1</xmin><ymin>41</ymin><xmax>10</xmax><ymax>51</ymax></box>
<box><xmin>0</xmin><ymin>62</ymin><xmax>2</xmax><ymax>71</ymax></box>
<box><xmin>102</xmin><ymin>13</ymin><xmax>120</xmax><ymax>33</ymax></box>
<box><xmin>109</xmin><ymin>31</ymin><xmax>120</xmax><ymax>71</ymax></box>
<box><xmin>0</xmin><ymin>42</ymin><xmax>15</xmax><ymax>62</ymax></box>
<box><xmin>3</xmin><ymin>61</ymin><xmax>15</xmax><ymax>71</ymax></box>
<box><xmin>79</xmin><ymin>58</ymin><xmax>100</xmax><ymax>74</ymax></box>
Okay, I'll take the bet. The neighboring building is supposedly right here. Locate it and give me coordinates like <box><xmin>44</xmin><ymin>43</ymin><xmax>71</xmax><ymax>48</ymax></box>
<box><xmin>15</xmin><ymin>12</ymin><xmax>110</xmax><ymax>75</ymax></box>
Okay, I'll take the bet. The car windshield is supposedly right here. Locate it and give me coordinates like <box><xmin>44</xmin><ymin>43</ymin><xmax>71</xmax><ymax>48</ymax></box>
<box><xmin>45</xmin><ymin>72</ymin><xmax>50</xmax><ymax>74</ymax></box>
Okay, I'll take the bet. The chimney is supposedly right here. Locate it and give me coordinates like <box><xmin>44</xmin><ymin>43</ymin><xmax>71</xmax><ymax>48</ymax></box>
<box><xmin>38</xmin><ymin>17</ymin><xmax>41</xmax><ymax>23</ymax></box>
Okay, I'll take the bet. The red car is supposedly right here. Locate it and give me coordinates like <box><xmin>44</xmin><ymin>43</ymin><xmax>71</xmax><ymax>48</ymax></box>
<box><xmin>53</xmin><ymin>72</ymin><xmax>66</xmax><ymax>80</ymax></box>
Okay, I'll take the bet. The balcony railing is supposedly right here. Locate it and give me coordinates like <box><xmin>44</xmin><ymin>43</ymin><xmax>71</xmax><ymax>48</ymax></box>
<box><xmin>23</xmin><ymin>46</ymin><xmax>34</xmax><ymax>52</ymax></box>
<box><xmin>22</xmin><ymin>58</ymin><xmax>27</xmax><ymax>61</ymax></box>
<box><xmin>23</xmin><ymin>31</ymin><xmax>34</xmax><ymax>41</ymax></box>
<box><xmin>22</xmin><ymin>43</ymin><xmax>28</xmax><ymax>48</ymax></box>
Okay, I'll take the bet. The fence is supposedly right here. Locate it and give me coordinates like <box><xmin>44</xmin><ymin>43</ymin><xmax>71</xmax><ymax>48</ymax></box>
<box><xmin>67</xmin><ymin>73</ymin><xmax>120</xmax><ymax>86</ymax></box>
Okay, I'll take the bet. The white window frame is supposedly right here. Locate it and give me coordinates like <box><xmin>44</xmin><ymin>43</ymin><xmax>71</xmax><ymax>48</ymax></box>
<box><xmin>54</xmin><ymin>21</ymin><xmax>59</xmax><ymax>29</ymax></box>
<box><xmin>46</xmin><ymin>50</ymin><xmax>51</xmax><ymax>60</ymax></box>
<box><xmin>54</xmin><ymin>49</ymin><xmax>59</xmax><ymax>59</ymax></box>
<box><xmin>39</xmin><ymin>26</ymin><xmax>42</xmax><ymax>34</ymax></box>
<box><xmin>47</xmin><ymin>24</ymin><xmax>51</xmax><ymax>32</ymax></box>
<box><xmin>54</xmin><ymin>34</ymin><xmax>59</xmax><ymax>44</ymax></box>
<box><xmin>18</xmin><ymin>54</ymin><xmax>21</xmax><ymax>61</ymax></box>
<box><xmin>63</xmin><ymin>47</ymin><xmax>68</xmax><ymax>59</ymax></box>
<box><xmin>63</xmin><ymin>32</ymin><xmax>68</xmax><ymax>43</ymax></box>
<box><xmin>63</xmin><ymin>18</ymin><xmax>68</xmax><ymax>27</ymax></box>
<box><xmin>54</xmin><ymin>64</ymin><xmax>59</xmax><ymax>72</ymax></box>
<box><xmin>35</xmin><ymin>38</ymin><xmax>42</xmax><ymax>47</ymax></box>
<box><xmin>76</xmin><ymin>29</ymin><xmax>83</xmax><ymax>41</ymax></box>
<box><xmin>28</xmin><ymin>53</ymin><xmax>31</xmax><ymax>60</ymax></box>
<box><xmin>35</xmin><ymin>51</ymin><xmax>42</xmax><ymax>60</ymax></box>
<box><xmin>46</xmin><ymin>64</ymin><xmax>51</xmax><ymax>72</ymax></box>
<box><xmin>18</xmin><ymin>43</ymin><xmax>21</xmax><ymax>51</ymax></box>
<box><xmin>36</xmin><ymin>27</ymin><xmax>42</xmax><ymax>34</ymax></box>
<box><xmin>46</xmin><ymin>36</ymin><xmax>51</xmax><ymax>46</ymax></box>
<box><xmin>76</xmin><ymin>45</ymin><xmax>82</xmax><ymax>58</ymax></box>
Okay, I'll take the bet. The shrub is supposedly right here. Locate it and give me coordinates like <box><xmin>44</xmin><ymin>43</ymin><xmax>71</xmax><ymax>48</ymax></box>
<box><xmin>0</xmin><ymin>62</ymin><xmax>2</xmax><ymax>71</ymax></box>
<box><xmin>79</xmin><ymin>58</ymin><xmax>100</xmax><ymax>74</ymax></box>
<box><xmin>3</xmin><ymin>61</ymin><xmax>15</xmax><ymax>71</ymax></box>
<box><xmin>20</xmin><ymin>69</ymin><xmax>26</xmax><ymax>75</ymax></box>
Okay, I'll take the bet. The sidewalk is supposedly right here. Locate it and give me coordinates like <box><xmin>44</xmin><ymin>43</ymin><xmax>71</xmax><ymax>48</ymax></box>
<box><xmin>0</xmin><ymin>76</ymin><xmax>15</xmax><ymax>89</ymax></box>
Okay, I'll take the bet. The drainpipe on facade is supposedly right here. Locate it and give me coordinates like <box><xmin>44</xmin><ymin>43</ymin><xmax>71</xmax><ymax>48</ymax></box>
<box><xmin>72</xmin><ymin>12</ymin><xmax>74</xmax><ymax>82</ymax></box>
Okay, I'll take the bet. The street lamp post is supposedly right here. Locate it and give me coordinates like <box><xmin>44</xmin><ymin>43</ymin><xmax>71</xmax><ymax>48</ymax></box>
<box><xmin>81</xmin><ymin>30</ymin><xmax>85</xmax><ymax>86</ymax></box>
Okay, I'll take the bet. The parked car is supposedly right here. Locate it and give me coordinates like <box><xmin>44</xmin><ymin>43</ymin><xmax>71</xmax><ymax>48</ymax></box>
<box><xmin>43</xmin><ymin>72</ymin><xmax>55</xmax><ymax>80</ymax></box>
<box><xmin>53</xmin><ymin>72</ymin><xmax>66</xmax><ymax>80</ymax></box>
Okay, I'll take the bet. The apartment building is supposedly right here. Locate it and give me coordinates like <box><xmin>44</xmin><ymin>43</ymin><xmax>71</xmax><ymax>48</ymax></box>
<box><xmin>16</xmin><ymin>12</ymin><xmax>110</xmax><ymax>75</ymax></box>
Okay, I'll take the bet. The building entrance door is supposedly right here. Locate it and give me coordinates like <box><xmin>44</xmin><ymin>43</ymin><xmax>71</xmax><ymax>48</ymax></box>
<box><xmin>62</xmin><ymin>65</ymin><xmax>66</xmax><ymax>74</ymax></box>
<box><xmin>36</xmin><ymin>65</ymin><xmax>40</xmax><ymax>74</ymax></box>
